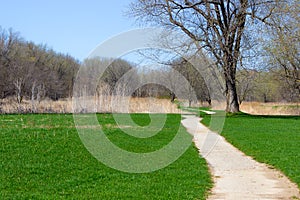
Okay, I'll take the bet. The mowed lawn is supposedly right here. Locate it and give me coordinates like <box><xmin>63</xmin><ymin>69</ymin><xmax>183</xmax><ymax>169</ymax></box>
<box><xmin>0</xmin><ymin>114</ymin><xmax>212</xmax><ymax>199</ymax></box>
<box><xmin>201</xmin><ymin>112</ymin><xmax>300</xmax><ymax>188</ymax></box>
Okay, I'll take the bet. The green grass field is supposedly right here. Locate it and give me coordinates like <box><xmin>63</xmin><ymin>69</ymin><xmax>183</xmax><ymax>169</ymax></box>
<box><xmin>201</xmin><ymin>112</ymin><xmax>300</xmax><ymax>188</ymax></box>
<box><xmin>0</xmin><ymin>114</ymin><xmax>212</xmax><ymax>199</ymax></box>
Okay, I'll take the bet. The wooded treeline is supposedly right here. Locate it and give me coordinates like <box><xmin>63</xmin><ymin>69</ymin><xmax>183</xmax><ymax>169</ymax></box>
<box><xmin>0</xmin><ymin>27</ymin><xmax>79</xmax><ymax>103</ymax></box>
<box><xmin>0</xmin><ymin>23</ymin><xmax>299</xmax><ymax>113</ymax></box>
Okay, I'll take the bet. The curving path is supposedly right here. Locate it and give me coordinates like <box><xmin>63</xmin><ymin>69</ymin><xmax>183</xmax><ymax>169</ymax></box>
<box><xmin>181</xmin><ymin>115</ymin><xmax>300</xmax><ymax>200</ymax></box>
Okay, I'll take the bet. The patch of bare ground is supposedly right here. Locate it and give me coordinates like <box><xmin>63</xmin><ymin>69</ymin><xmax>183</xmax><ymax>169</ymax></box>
<box><xmin>104</xmin><ymin>124</ymin><xmax>132</xmax><ymax>129</ymax></box>
<box><xmin>241</xmin><ymin>102</ymin><xmax>300</xmax><ymax>116</ymax></box>
<box><xmin>181</xmin><ymin>115</ymin><xmax>300</xmax><ymax>200</ymax></box>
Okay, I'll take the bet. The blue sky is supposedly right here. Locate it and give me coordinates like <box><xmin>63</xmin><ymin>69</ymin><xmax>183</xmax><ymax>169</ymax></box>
<box><xmin>0</xmin><ymin>0</ymin><xmax>137</xmax><ymax>61</ymax></box>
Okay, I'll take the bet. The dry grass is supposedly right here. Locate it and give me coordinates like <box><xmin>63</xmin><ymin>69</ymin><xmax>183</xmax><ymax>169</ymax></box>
<box><xmin>240</xmin><ymin>102</ymin><xmax>300</xmax><ymax>116</ymax></box>
<box><xmin>129</xmin><ymin>98</ymin><xmax>183</xmax><ymax>113</ymax></box>
<box><xmin>0</xmin><ymin>96</ymin><xmax>183</xmax><ymax>114</ymax></box>
<box><xmin>3</xmin><ymin>97</ymin><xmax>298</xmax><ymax>115</ymax></box>
<box><xmin>0</xmin><ymin>97</ymin><xmax>72</xmax><ymax>114</ymax></box>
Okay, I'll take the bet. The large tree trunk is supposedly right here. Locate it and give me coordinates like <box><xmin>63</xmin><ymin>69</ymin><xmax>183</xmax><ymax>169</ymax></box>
<box><xmin>226</xmin><ymin>79</ymin><xmax>240</xmax><ymax>113</ymax></box>
<box><xmin>224</xmin><ymin>60</ymin><xmax>240</xmax><ymax>113</ymax></box>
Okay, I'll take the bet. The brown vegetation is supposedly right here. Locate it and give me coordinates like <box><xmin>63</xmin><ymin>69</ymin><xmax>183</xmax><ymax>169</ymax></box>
<box><xmin>2</xmin><ymin>97</ymin><xmax>299</xmax><ymax>116</ymax></box>
<box><xmin>0</xmin><ymin>97</ymin><xmax>183</xmax><ymax>114</ymax></box>
<box><xmin>240</xmin><ymin>102</ymin><xmax>300</xmax><ymax>116</ymax></box>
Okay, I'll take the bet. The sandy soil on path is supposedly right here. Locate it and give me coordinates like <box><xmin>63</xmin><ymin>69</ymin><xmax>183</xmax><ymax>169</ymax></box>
<box><xmin>181</xmin><ymin>115</ymin><xmax>300</xmax><ymax>200</ymax></box>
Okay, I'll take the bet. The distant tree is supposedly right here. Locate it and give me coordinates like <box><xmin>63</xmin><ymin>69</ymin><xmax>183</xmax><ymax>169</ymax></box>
<box><xmin>132</xmin><ymin>68</ymin><xmax>173</xmax><ymax>99</ymax></box>
<box><xmin>265</xmin><ymin>0</ymin><xmax>300</xmax><ymax>101</ymax></box>
<box><xmin>236</xmin><ymin>69</ymin><xmax>258</xmax><ymax>104</ymax></box>
<box><xmin>80</xmin><ymin>58</ymin><xmax>134</xmax><ymax>96</ymax></box>
<box><xmin>102</xmin><ymin>59</ymin><xmax>133</xmax><ymax>91</ymax></box>
<box><xmin>236</xmin><ymin>69</ymin><xmax>295</xmax><ymax>103</ymax></box>
<box><xmin>171</xmin><ymin>58</ymin><xmax>210</xmax><ymax>106</ymax></box>
<box><xmin>47</xmin><ymin>53</ymin><xmax>79</xmax><ymax>100</ymax></box>
<box><xmin>2</xmin><ymin>35</ymin><xmax>30</xmax><ymax>104</ymax></box>
<box><xmin>0</xmin><ymin>27</ymin><xmax>21</xmax><ymax>99</ymax></box>
<box><xmin>254</xmin><ymin>72</ymin><xmax>281</xmax><ymax>102</ymax></box>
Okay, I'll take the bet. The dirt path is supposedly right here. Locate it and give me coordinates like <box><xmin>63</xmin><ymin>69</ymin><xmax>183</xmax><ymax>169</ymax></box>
<box><xmin>181</xmin><ymin>115</ymin><xmax>300</xmax><ymax>200</ymax></box>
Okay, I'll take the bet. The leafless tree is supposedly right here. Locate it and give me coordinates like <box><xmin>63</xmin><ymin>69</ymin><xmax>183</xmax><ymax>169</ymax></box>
<box><xmin>265</xmin><ymin>0</ymin><xmax>299</xmax><ymax>100</ymax></box>
<box><xmin>0</xmin><ymin>27</ymin><xmax>21</xmax><ymax>98</ymax></box>
<box><xmin>171</xmin><ymin>58</ymin><xmax>211</xmax><ymax>106</ymax></box>
<box><xmin>236</xmin><ymin>69</ymin><xmax>258</xmax><ymax>104</ymax></box>
<box><xmin>128</xmin><ymin>0</ymin><xmax>279</xmax><ymax>112</ymax></box>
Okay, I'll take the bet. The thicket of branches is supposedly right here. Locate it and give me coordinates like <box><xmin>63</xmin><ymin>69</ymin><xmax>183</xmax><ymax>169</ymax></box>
<box><xmin>0</xmin><ymin>27</ymin><xmax>79</xmax><ymax>105</ymax></box>
<box><xmin>128</xmin><ymin>0</ymin><xmax>300</xmax><ymax>112</ymax></box>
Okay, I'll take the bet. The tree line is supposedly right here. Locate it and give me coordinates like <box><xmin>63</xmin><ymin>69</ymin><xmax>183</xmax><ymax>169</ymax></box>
<box><xmin>0</xmin><ymin>27</ymin><xmax>79</xmax><ymax>104</ymax></box>
<box><xmin>1</xmin><ymin>13</ymin><xmax>299</xmax><ymax>114</ymax></box>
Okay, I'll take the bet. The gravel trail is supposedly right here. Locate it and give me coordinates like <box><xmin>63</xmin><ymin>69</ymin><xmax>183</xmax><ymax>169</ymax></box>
<box><xmin>181</xmin><ymin>115</ymin><xmax>300</xmax><ymax>200</ymax></box>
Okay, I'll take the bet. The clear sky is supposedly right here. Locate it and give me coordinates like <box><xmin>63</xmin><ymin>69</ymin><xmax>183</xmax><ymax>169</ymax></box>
<box><xmin>0</xmin><ymin>0</ymin><xmax>137</xmax><ymax>61</ymax></box>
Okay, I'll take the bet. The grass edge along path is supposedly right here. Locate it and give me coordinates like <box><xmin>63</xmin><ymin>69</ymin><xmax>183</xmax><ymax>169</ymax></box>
<box><xmin>0</xmin><ymin>113</ymin><xmax>212</xmax><ymax>199</ymax></box>
<box><xmin>200</xmin><ymin>111</ymin><xmax>300</xmax><ymax>189</ymax></box>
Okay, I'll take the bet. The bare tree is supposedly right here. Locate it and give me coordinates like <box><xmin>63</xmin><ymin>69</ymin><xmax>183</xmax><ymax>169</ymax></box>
<box><xmin>171</xmin><ymin>58</ymin><xmax>211</xmax><ymax>106</ymax></box>
<box><xmin>128</xmin><ymin>0</ymin><xmax>278</xmax><ymax>112</ymax></box>
<box><xmin>265</xmin><ymin>0</ymin><xmax>300</xmax><ymax>100</ymax></box>
<box><xmin>236</xmin><ymin>69</ymin><xmax>258</xmax><ymax>104</ymax></box>
<box><xmin>0</xmin><ymin>27</ymin><xmax>21</xmax><ymax>98</ymax></box>
<box><xmin>8</xmin><ymin>41</ymin><xmax>31</xmax><ymax>105</ymax></box>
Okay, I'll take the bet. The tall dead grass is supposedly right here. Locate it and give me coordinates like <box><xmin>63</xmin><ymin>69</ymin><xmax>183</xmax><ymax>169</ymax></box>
<box><xmin>240</xmin><ymin>102</ymin><xmax>300</xmax><ymax>116</ymax></box>
<box><xmin>2</xmin><ymin>97</ymin><xmax>298</xmax><ymax>115</ymax></box>
<box><xmin>0</xmin><ymin>97</ymin><xmax>184</xmax><ymax>114</ymax></box>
